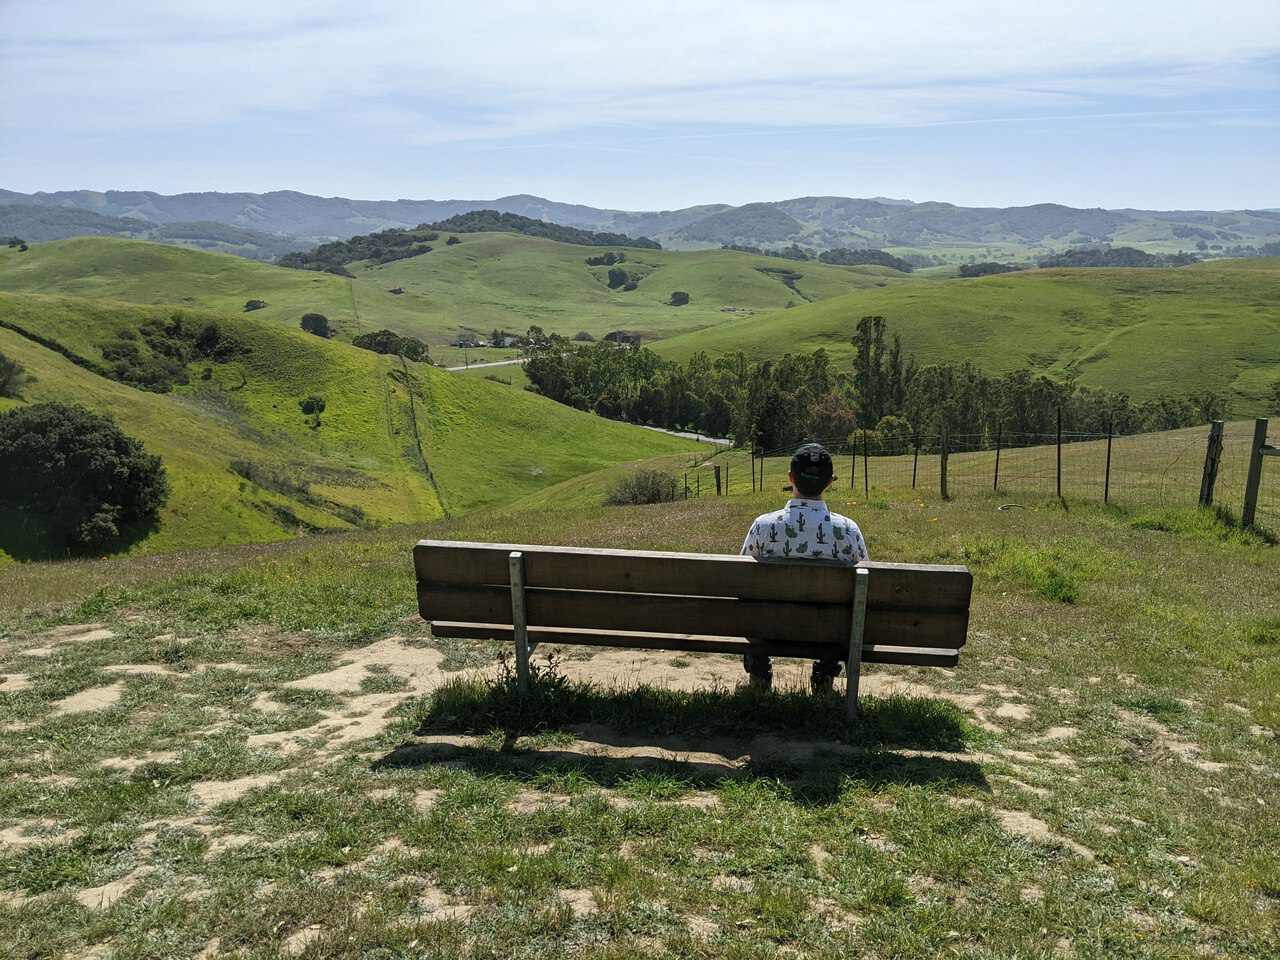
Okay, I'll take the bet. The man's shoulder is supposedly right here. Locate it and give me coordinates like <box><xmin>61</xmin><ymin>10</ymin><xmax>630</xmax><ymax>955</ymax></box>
<box><xmin>828</xmin><ymin>510</ymin><xmax>862</xmax><ymax>529</ymax></box>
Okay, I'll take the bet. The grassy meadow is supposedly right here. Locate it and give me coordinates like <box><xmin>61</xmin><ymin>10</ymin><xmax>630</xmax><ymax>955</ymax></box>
<box><xmin>655</xmin><ymin>259</ymin><xmax>1280</xmax><ymax>414</ymax></box>
<box><xmin>0</xmin><ymin>292</ymin><xmax>696</xmax><ymax>560</ymax></box>
<box><xmin>0</xmin><ymin>237</ymin><xmax>903</xmax><ymax>367</ymax></box>
<box><xmin>0</xmin><ymin>476</ymin><xmax>1277</xmax><ymax>958</ymax></box>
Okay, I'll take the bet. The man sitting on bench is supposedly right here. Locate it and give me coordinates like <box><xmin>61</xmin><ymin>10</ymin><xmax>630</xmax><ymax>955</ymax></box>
<box><xmin>740</xmin><ymin>442</ymin><xmax>869</xmax><ymax>693</ymax></box>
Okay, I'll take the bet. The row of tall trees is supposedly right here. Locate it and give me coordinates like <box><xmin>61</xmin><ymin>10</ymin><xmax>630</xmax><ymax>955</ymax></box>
<box><xmin>523</xmin><ymin>318</ymin><xmax>1226</xmax><ymax>451</ymax></box>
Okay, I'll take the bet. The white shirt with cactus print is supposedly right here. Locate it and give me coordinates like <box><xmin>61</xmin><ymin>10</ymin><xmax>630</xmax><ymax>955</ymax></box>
<box><xmin>739</xmin><ymin>498</ymin><xmax>868</xmax><ymax>564</ymax></box>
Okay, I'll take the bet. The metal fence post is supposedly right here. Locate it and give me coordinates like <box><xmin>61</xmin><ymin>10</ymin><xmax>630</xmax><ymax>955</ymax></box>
<box><xmin>1104</xmin><ymin>420</ymin><xmax>1114</xmax><ymax>505</ymax></box>
<box><xmin>1242</xmin><ymin>418</ymin><xmax>1270</xmax><ymax>528</ymax></box>
<box><xmin>1056</xmin><ymin>407</ymin><xmax>1063</xmax><ymax>499</ymax></box>
<box><xmin>940</xmin><ymin>424</ymin><xmax>950</xmax><ymax>500</ymax></box>
<box><xmin>1199</xmin><ymin>420</ymin><xmax>1224</xmax><ymax>507</ymax></box>
<box><xmin>862</xmin><ymin>429</ymin><xmax>870</xmax><ymax>497</ymax></box>
<box><xmin>912</xmin><ymin>436</ymin><xmax>919</xmax><ymax>489</ymax></box>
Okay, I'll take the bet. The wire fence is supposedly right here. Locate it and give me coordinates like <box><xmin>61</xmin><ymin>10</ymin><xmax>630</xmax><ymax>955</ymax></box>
<box><xmin>672</xmin><ymin>419</ymin><xmax>1279</xmax><ymax>531</ymax></box>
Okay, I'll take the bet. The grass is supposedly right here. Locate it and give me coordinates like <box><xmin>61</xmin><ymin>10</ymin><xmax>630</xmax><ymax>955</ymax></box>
<box><xmin>0</xmin><ymin>485</ymin><xmax>1276</xmax><ymax>957</ymax></box>
<box><xmin>654</xmin><ymin>258</ymin><xmax>1280</xmax><ymax>414</ymax></box>
<box><xmin>0</xmin><ymin>236</ymin><xmax>903</xmax><ymax>365</ymax></box>
<box><xmin>0</xmin><ymin>292</ymin><xmax>696</xmax><ymax>559</ymax></box>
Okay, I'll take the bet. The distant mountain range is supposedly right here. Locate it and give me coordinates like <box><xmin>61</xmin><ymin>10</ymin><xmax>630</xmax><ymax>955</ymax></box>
<box><xmin>4</xmin><ymin>187</ymin><xmax>1279</xmax><ymax>260</ymax></box>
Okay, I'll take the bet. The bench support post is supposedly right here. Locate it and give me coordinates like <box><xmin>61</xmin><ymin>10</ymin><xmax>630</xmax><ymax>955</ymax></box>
<box><xmin>846</xmin><ymin>567</ymin><xmax>869</xmax><ymax>720</ymax></box>
<box><xmin>509</xmin><ymin>551</ymin><xmax>530</xmax><ymax>694</ymax></box>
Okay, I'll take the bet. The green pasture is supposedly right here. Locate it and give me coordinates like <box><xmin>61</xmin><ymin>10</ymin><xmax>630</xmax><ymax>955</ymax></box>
<box><xmin>654</xmin><ymin>259</ymin><xmax>1280</xmax><ymax>415</ymax></box>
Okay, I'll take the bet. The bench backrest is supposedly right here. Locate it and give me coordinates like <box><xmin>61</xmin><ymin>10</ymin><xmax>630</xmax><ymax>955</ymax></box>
<box><xmin>414</xmin><ymin>540</ymin><xmax>972</xmax><ymax>668</ymax></box>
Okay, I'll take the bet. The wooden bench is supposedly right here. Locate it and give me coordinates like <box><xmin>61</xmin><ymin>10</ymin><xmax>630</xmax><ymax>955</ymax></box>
<box><xmin>414</xmin><ymin>540</ymin><xmax>973</xmax><ymax>719</ymax></box>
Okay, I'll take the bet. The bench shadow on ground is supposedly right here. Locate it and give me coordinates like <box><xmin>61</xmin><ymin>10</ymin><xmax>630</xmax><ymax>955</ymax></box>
<box><xmin>373</xmin><ymin>676</ymin><xmax>989</xmax><ymax>805</ymax></box>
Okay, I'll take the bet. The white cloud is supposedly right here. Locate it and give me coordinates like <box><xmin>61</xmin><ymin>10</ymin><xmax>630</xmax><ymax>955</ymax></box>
<box><xmin>2</xmin><ymin>1</ymin><xmax>1277</xmax><ymax>143</ymax></box>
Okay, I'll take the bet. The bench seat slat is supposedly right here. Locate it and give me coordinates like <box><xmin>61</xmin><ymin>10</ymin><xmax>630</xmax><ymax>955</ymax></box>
<box><xmin>414</xmin><ymin>540</ymin><xmax>971</xmax><ymax>611</ymax></box>
<box><xmin>418</xmin><ymin>581</ymin><xmax>968</xmax><ymax>649</ymax></box>
<box><xmin>427</xmin><ymin>622</ymin><xmax>959</xmax><ymax>668</ymax></box>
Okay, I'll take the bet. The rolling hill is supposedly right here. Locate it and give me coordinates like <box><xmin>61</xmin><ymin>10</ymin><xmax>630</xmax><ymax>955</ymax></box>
<box><xmin>5</xmin><ymin>187</ymin><xmax>1278</xmax><ymax>260</ymax></box>
<box><xmin>653</xmin><ymin>258</ymin><xmax>1280</xmax><ymax>415</ymax></box>
<box><xmin>0</xmin><ymin>236</ymin><xmax>909</xmax><ymax>365</ymax></box>
<box><xmin>0</xmin><ymin>292</ymin><xmax>697</xmax><ymax>560</ymax></box>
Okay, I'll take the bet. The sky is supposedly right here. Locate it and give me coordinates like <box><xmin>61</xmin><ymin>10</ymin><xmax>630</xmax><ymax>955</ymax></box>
<box><xmin>1</xmin><ymin>1</ymin><xmax>1277</xmax><ymax>211</ymax></box>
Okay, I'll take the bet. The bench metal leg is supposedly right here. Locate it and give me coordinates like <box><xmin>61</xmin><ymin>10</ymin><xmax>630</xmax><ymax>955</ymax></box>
<box><xmin>846</xmin><ymin>567</ymin><xmax>869</xmax><ymax>721</ymax></box>
<box><xmin>509</xmin><ymin>551</ymin><xmax>530</xmax><ymax>695</ymax></box>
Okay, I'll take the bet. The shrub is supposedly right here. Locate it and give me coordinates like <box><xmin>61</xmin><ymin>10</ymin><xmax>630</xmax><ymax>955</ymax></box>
<box><xmin>669</xmin><ymin>291</ymin><xmax>690</xmax><ymax>306</ymax></box>
<box><xmin>243</xmin><ymin>299</ymin><xmax>267</xmax><ymax>311</ymax></box>
<box><xmin>352</xmin><ymin>329</ymin><xmax>429</xmax><ymax>362</ymax></box>
<box><xmin>446</xmin><ymin>236</ymin><xmax>461</xmax><ymax>245</ymax></box>
<box><xmin>300</xmin><ymin>313</ymin><xmax>331</xmax><ymax>338</ymax></box>
<box><xmin>0</xmin><ymin>352</ymin><xmax>28</xmax><ymax>397</ymax></box>
<box><xmin>607</xmin><ymin>267</ymin><xmax>629</xmax><ymax>289</ymax></box>
<box><xmin>298</xmin><ymin>395</ymin><xmax>326</xmax><ymax>428</ymax></box>
<box><xmin>0</xmin><ymin>403</ymin><xmax>168</xmax><ymax>548</ymax></box>
<box><xmin>604</xmin><ymin>469</ymin><xmax>680</xmax><ymax>506</ymax></box>
<box><xmin>573</xmin><ymin>331</ymin><xmax>595</xmax><ymax>342</ymax></box>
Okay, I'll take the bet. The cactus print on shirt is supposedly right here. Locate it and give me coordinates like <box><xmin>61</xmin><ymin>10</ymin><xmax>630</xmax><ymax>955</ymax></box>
<box><xmin>739</xmin><ymin>498</ymin><xmax>868</xmax><ymax>564</ymax></box>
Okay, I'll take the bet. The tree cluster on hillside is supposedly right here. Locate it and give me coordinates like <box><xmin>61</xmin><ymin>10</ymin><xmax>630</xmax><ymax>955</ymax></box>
<box><xmin>300</xmin><ymin>313</ymin><xmax>332</xmax><ymax>338</ymax></box>
<box><xmin>278</xmin><ymin>228</ymin><xmax>438</xmax><ymax>274</ymax></box>
<box><xmin>0</xmin><ymin>403</ymin><xmax>169</xmax><ymax>549</ymax></box>
<box><xmin>958</xmin><ymin>262</ymin><xmax>1025</xmax><ymax>277</ymax></box>
<box><xmin>585</xmin><ymin>251</ymin><xmax>626</xmax><ymax>266</ymax></box>
<box><xmin>351</xmin><ymin>329</ymin><xmax>430</xmax><ymax>362</ymax></box>
<box><xmin>523</xmin><ymin>315</ymin><xmax>1223</xmax><ymax>449</ymax></box>
<box><xmin>818</xmin><ymin>248</ymin><xmax>914</xmax><ymax>272</ymax></box>
<box><xmin>429</xmin><ymin>210</ymin><xmax>661</xmax><ymax>249</ymax></box>
<box><xmin>0</xmin><ymin>352</ymin><xmax>29</xmax><ymax>397</ymax></box>
<box><xmin>1038</xmin><ymin>247</ymin><xmax>1198</xmax><ymax>268</ymax></box>
<box><xmin>97</xmin><ymin>314</ymin><xmax>245</xmax><ymax>392</ymax></box>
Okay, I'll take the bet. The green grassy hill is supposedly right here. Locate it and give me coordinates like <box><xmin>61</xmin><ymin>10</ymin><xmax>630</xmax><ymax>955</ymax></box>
<box><xmin>0</xmin><ymin>293</ymin><xmax>695</xmax><ymax>560</ymax></box>
<box><xmin>0</xmin><ymin>237</ymin><xmax>906</xmax><ymax>366</ymax></box>
<box><xmin>653</xmin><ymin>259</ymin><xmax>1280</xmax><ymax>413</ymax></box>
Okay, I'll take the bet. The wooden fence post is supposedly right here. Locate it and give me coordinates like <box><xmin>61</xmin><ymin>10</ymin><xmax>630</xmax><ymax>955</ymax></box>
<box><xmin>850</xmin><ymin>449</ymin><xmax>856</xmax><ymax>489</ymax></box>
<box><xmin>1199</xmin><ymin>420</ymin><xmax>1225</xmax><ymax>507</ymax></box>
<box><xmin>993</xmin><ymin>425</ymin><xmax>1002</xmax><ymax>491</ymax></box>
<box><xmin>684</xmin><ymin>473</ymin><xmax>689</xmax><ymax>499</ymax></box>
<box><xmin>940</xmin><ymin>425</ymin><xmax>950</xmax><ymax>500</ymax></box>
<box><xmin>1056</xmin><ymin>406</ymin><xmax>1063</xmax><ymax>499</ymax></box>
<box><xmin>713</xmin><ymin>465</ymin><xmax>721</xmax><ymax>496</ymax></box>
<box><xmin>1242</xmin><ymin>418</ymin><xmax>1270</xmax><ymax>528</ymax></box>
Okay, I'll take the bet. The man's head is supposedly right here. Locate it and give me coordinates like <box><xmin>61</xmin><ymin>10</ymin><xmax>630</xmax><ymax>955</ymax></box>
<box><xmin>789</xmin><ymin>443</ymin><xmax>834</xmax><ymax>498</ymax></box>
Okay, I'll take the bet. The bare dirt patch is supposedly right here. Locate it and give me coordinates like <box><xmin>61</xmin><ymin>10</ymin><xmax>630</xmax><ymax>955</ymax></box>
<box><xmin>0</xmin><ymin>673</ymin><xmax>32</xmax><ymax>693</ymax></box>
<box><xmin>53</xmin><ymin>681</ymin><xmax>125</xmax><ymax>715</ymax></box>
<box><xmin>557</xmin><ymin>888</ymin><xmax>597</xmax><ymax>917</ymax></box>
<box><xmin>995</xmin><ymin>809</ymin><xmax>1095</xmax><ymax>860</ymax></box>
<box><xmin>191</xmin><ymin>773</ymin><xmax>279</xmax><ymax>807</ymax></box>
<box><xmin>508</xmin><ymin>790</ymin><xmax>571</xmax><ymax>814</ymax></box>
<box><xmin>282</xmin><ymin>924</ymin><xmax>323</xmax><ymax>955</ymax></box>
<box><xmin>76</xmin><ymin>867</ymin><xmax>153</xmax><ymax>910</ymax></box>
<box><xmin>412</xmin><ymin>885</ymin><xmax>475</xmax><ymax>921</ymax></box>
<box><xmin>99</xmin><ymin>750</ymin><xmax>179</xmax><ymax>772</ymax></box>
<box><xmin>0</xmin><ymin>819</ymin><xmax>80</xmax><ymax>848</ymax></box>
<box><xmin>102</xmin><ymin>664</ymin><xmax>177</xmax><ymax>677</ymax></box>
<box><xmin>1034</xmin><ymin>726</ymin><xmax>1079</xmax><ymax>743</ymax></box>
<box><xmin>285</xmin><ymin>637</ymin><xmax>444</xmax><ymax>696</ymax></box>
<box><xmin>995</xmin><ymin>703</ymin><xmax>1033</xmax><ymax>722</ymax></box>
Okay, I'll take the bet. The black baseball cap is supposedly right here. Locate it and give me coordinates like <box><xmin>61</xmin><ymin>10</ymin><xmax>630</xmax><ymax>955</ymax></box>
<box><xmin>790</xmin><ymin>443</ymin><xmax>834</xmax><ymax>487</ymax></box>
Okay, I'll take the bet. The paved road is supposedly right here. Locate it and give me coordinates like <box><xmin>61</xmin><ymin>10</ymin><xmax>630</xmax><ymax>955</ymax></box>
<box><xmin>641</xmin><ymin>425</ymin><xmax>732</xmax><ymax>445</ymax></box>
<box><xmin>444</xmin><ymin>357</ymin><xmax>527</xmax><ymax>372</ymax></box>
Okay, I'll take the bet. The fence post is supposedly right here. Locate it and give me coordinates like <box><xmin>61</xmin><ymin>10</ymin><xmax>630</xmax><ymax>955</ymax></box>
<box><xmin>993</xmin><ymin>425</ymin><xmax>1002</xmax><ymax>491</ymax></box>
<box><xmin>1056</xmin><ymin>407</ymin><xmax>1063</xmax><ymax>499</ymax></box>
<box><xmin>714</xmin><ymin>465</ymin><xmax>721</xmax><ymax>496</ymax></box>
<box><xmin>862</xmin><ymin>430</ymin><xmax>870</xmax><ymax>497</ymax></box>
<box><xmin>912</xmin><ymin>436</ymin><xmax>919</xmax><ymax>489</ymax></box>
<box><xmin>1242</xmin><ymin>418</ymin><xmax>1269</xmax><ymax>528</ymax></box>
<box><xmin>696</xmin><ymin>474</ymin><xmax>700</xmax><ymax>497</ymax></box>
<box><xmin>751</xmin><ymin>449</ymin><xmax>757</xmax><ymax>493</ymax></box>
<box><xmin>684</xmin><ymin>473</ymin><xmax>689</xmax><ymax>499</ymax></box>
<box><xmin>850</xmin><ymin>448</ymin><xmax>856</xmax><ymax>489</ymax></box>
<box><xmin>1199</xmin><ymin>420</ymin><xmax>1225</xmax><ymax>507</ymax></box>
<box><xmin>1104</xmin><ymin>420</ymin><xmax>1114</xmax><ymax>505</ymax></box>
<box><xmin>940</xmin><ymin>425</ymin><xmax>950</xmax><ymax>500</ymax></box>
<box><xmin>725</xmin><ymin>463</ymin><xmax>729</xmax><ymax>495</ymax></box>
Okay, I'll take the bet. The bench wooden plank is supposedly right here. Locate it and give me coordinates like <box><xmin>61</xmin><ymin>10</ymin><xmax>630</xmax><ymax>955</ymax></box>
<box><xmin>417</xmin><ymin>581</ymin><xmax>968</xmax><ymax>649</ymax></box>
<box><xmin>413</xmin><ymin>540</ymin><xmax>971</xmax><ymax>611</ymax></box>
<box><xmin>427</xmin><ymin>622</ymin><xmax>959</xmax><ymax>668</ymax></box>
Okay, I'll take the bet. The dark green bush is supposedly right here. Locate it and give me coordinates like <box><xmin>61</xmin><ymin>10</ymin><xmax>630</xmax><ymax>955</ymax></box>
<box><xmin>669</xmin><ymin>291</ymin><xmax>690</xmax><ymax>306</ymax></box>
<box><xmin>0</xmin><ymin>403</ymin><xmax>168</xmax><ymax>548</ymax></box>
<box><xmin>604</xmin><ymin>469</ymin><xmax>680</xmax><ymax>506</ymax></box>
<box><xmin>351</xmin><ymin>329</ymin><xmax>429</xmax><ymax>362</ymax></box>
<box><xmin>0</xmin><ymin>351</ymin><xmax>30</xmax><ymax>397</ymax></box>
<box><xmin>244</xmin><ymin>299</ymin><xmax>267</xmax><ymax>311</ymax></box>
<box><xmin>300</xmin><ymin>313</ymin><xmax>331</xmax><ymax>338</ymax></box>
